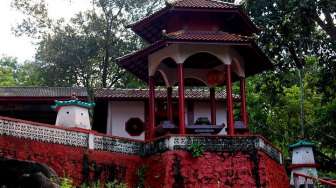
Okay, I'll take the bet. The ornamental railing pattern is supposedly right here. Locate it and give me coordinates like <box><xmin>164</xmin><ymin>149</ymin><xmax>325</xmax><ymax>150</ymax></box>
<box><xmin>0</xmin><ymin>118</ymin><xmax>282</xmax><ymax>163</ymax></box>
<box><xmin>143</xmin><ymin>136</ymin><xmax>282</xmax><ymax>163</ymax></box>
<box><xmin>0</xmin><ymin>118</ymin><xmax>88</xmax><ymax>147</ymax></box>
<box><xmin>94</xmin><ymin>135</ymin><xmax>142</xmax><ymax>155</ymax></box>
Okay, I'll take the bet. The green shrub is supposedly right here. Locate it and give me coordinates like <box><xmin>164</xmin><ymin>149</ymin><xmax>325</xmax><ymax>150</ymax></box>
<box><xmin>60</xmin><ymin>177</ymin><xmax>74</xmax><ymax>188</ymax></box>
<box><xmin>188</xmin><ymin>142</ymin><xmax>204</xmax><ymax>158</ymax></box>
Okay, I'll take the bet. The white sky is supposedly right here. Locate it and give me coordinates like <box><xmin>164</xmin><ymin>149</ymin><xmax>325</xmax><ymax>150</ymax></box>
<box><xmin>0</xmin><ymin>0</ymin><xmax>92</xmax><ymax>63</ymax></box>
<box><xmin>0</xmin><ymin>0</ymin><xmax>241</xmax><ymax>63</ymax></box>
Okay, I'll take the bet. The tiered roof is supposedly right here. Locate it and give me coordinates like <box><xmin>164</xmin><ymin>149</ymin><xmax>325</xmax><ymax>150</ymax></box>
<box><xmin>130</xmin><ymin>0</ymin><xmax>258</xmax><ymax>43</ymax></box>
<box><xmin>118</xmin><ymin>0</ymin><xmax>273</xmax><ymax>84</ymax></box>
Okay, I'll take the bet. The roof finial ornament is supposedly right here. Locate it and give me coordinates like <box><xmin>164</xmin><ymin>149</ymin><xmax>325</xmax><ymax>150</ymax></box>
<box><xmin>71</xmin><ymin>92</ymin><xmax>78</xmax><ymax>100</ymax></box>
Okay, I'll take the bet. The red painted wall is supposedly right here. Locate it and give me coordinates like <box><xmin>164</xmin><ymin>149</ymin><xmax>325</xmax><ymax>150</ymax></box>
<box><xmin>0</xmin><ymin>136</ymin><xmax>289</xmax><ymax>187</ymax></box>
<box><xmin>143</xmin><ymin>151</ymin><xmax>290</xmax><ymax>188</ymax></box>
<box><xmin>0</xmin><ymin>136</ymin><xmax>142</xmax><ymax>187</ymax></box>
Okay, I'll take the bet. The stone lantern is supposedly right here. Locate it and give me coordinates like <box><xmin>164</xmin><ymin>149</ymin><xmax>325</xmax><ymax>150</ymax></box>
<box><xmin>289</xmin><ymin>140</ymin><xmax>318</xmax><ymax>187</ymax></box>
<box><xmin>52</xmin><ymin>98</ymin><xmax>95</xmax><ymax>130</ymax></box>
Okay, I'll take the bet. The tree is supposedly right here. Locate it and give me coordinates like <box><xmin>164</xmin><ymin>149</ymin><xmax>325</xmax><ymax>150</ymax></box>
<box><xmin>241</xmin><ymin>0</ymin><xmax>336</xmax><ymax>162</ymax></box>
<box><xmin>12</xmin><ymin>0</ymin><xmax>150</xmax><ymax>90</ymax></box>
<box><xmin>0</xmin><ymin>56</ymin><xmax>42</xmax><ymax>86</ymax></box>
<box><xmin>0</xmin><ymin>57</ymin><xmax>17</xmax><ymax>86</ymax></box>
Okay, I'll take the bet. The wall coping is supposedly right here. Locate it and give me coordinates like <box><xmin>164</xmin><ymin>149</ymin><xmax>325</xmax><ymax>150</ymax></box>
<box><xmin>0</xmin><ymin>116</ymin><xmax>283</xmax><ymax>163</ymax></box>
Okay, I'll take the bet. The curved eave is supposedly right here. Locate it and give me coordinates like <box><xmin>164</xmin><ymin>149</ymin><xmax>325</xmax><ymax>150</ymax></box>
<box><xmin>117</xmin><ymin>40</ymin><xmax>273</xmax><ymax>85</ymax></box>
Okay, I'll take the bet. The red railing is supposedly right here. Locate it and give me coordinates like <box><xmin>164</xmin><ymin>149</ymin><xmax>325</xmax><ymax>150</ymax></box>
<box><xmin>293</xmin><ymin>172</ymin><xmax>336</xmax><ymax>187</ymax></box>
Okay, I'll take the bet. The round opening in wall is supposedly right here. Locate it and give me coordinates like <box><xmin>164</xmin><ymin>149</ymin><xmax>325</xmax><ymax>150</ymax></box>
<box><xmin>125</xmin><ymin>118</ymin><xmax>145</xmax><ymax>136</ymax></box>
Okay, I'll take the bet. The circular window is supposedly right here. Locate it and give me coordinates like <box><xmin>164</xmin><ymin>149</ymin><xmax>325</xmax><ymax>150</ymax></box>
<box><xmin>125</xmin><ymin>118</ymin><xmax>145</xmax><ymax>136</ymax></box>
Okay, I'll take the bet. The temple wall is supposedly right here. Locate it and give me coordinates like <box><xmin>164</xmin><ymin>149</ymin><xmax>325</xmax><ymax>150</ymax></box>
<box><xmin>107</xmin><ymin>101</ymin><xmax>145</xmax><ymax>140</ymax></box>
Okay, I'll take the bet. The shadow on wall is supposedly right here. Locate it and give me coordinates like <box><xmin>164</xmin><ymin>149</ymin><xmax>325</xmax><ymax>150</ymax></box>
<box><xmin>0</xmin><ymin>158</ymin><xmax>59</xmax><ymax>188</ymax></box>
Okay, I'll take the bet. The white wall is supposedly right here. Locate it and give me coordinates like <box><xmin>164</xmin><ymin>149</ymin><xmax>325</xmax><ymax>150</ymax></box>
<box><xmin>290</xmin><ymin>146</ymin><xmax>317</xmax><ymax>185</ymax></box>
<box><xmin>292</xmin><ymin>147</ymin><xmax>315</xmax><ymax>164</ymax></box>
<box><xmin>107</xmin><ymin>101</ymin><xmax>145</xmax><ymax>140</ymax></box>
<box><xmin>193</xmin><ymin>101</ymin><xmax>227</xmax><ymax>135</ymax></box>
<box><xmin>55</xmin><ymin>106</ymin><xmax>91</xmax><ymax>129</ymax></box>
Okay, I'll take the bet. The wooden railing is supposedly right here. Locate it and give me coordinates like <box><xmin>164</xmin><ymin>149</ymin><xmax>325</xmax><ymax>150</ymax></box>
<box><xmin>293</xmin><ymin>172</ymin><xmax>336</xmax><ymax>187</ymax></box>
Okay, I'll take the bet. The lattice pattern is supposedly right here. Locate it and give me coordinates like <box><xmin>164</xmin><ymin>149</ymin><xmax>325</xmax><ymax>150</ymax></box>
<box><xmin>0</xmin><ymin>119</ymin><xmax>88</xmax><ymax>147</ymax></box>
<box><xmin>142</xmin><ymin>136</ymin><xmax>282</xmax><ymax>163</ymax></box>
<box><xmin>94</xmin><ymin>136</ymin><xmax>141</xmax><ymax>154</ymax></box>
<box><xmin>0</xmin><ymin>118</ymin><xmax>282</xmax><ymax>163</ymax></box>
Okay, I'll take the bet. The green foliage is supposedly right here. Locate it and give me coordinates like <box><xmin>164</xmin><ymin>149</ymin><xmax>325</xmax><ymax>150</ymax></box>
<box><xmin>0</xmin><ymin>56</ymin><xmax>42</xmax><ymax>86</ymax></box>
<box><xmin>60</xmin><ymin>177</ymin><xmax>127</xmax><ymax>188</ymax></box>
<box><xmin>239</xmin><ymin>0</ymin><xmax>336</xmax><ymax>167</ymax></box>
<box><xmin>60</xmin><ymin>177</ymin><xmax>74</xmax><ymax>188</ymax></box>
<box><xmin>188</xmin><ymin>142</ymin><xmax>205</xmax><ymax>158</ymax></box>
<box><xmin>105</xmin><ymin>180</ymin><xmax>127</xmax><ymax>188</ymax></box>
<box><xmin>136</xmin><ymin>165</ymin><xmax>147</xmax><ymax>188</ymax></box>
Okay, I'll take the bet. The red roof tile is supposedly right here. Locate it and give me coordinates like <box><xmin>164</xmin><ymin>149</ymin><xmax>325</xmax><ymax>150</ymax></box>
<box><xmin>129</xmin><ymin>0</ymin><xmax>258</xmax><ymax>43</ymax></box>
<box><xmin>165</xmin><ymin>31</ymin><xmax>251</xmax><ymax>42</ymax></box>
<box><xmin>170</xmin><ymin>0</ymin><xmax>236</xmax><ymax>9</ymax></box>
<box><xmin>0</xmin><ymin>87</ymin><xmax>87</xmax><ymax>98</ymax></box>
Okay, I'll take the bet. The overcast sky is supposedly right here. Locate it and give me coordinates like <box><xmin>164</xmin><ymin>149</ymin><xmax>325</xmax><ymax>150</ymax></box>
<box><xmin>0</xmin><ymin>0</ymin><xmax>241</xmax><ymax>63</ymax></box>
<box><xmin>0</xmin><ymin>0</ymin><xmax>92</xmax><ymax>63</ymax></box>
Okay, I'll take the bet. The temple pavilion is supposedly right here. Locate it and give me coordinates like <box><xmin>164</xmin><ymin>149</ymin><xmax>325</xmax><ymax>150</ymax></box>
<box><xmin>117</xmin><ymin>0</ymin><xmax>272</xmax><ymax>139</ymax></box>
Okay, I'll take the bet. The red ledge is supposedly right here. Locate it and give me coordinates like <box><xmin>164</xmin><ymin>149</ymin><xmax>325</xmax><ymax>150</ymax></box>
<box><xmin>289</xmin><ymin>163</ymin><xmax>319</xmax><ymax>169</ymax></box>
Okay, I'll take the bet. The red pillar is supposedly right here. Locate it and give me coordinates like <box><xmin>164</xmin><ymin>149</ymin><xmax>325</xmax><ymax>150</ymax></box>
<box><xmin>167</xmin><ymin>87</ymin><xmax>173</xmax><ymax>122</ymax></box>
<box><xmin>226</xmin><ymin>64</ymin><xmax>234</xmax><ymax>136</ymax></box>
<box><xmin>210</xmin><ymin>87</ymin><xmax>216</xmax><ymax>125</ymax></box>
<box><xmin>240</xmin><ymin>77</ymin><xmax>248</xmax><ymax>128</ymax></box>
<box><xmin>177</xmin><ymin>64</ymin><xmax>186</xmax><ymax>135</ymax></box>
<box><xmin>148</xmin><ymin>76</ymin><xmax>156</xmax><ymax>140</ymax></box>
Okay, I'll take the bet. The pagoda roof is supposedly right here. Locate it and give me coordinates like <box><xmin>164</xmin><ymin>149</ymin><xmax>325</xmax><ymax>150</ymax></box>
<box><xmin>130</xmin><ymin>0</ymin><xmax>259</xmax><ymax>43</ymax></box>
<box><xmin>51</xmin><ymin>99</ymin><xmax>95</xmax><ymax>111</ymax></box>
<box><xmin>117</xmin><ymin>32</ymin><xmax>272</xmax><ymax>84</ymax></box>
<box><xmin>289</xmin><ymin>140</ymin><xmax>315</xmax><ymax>149</ymax></box>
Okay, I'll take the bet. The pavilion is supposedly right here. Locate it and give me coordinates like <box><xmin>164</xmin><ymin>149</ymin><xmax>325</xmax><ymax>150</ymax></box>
<box><xmin>118</xmin><ymin>0</ymin><xmax>272</xmax><ymax>139</ymax></box>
